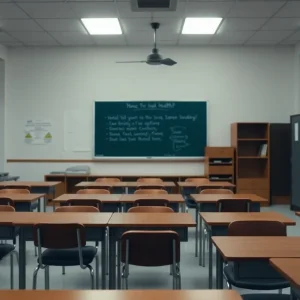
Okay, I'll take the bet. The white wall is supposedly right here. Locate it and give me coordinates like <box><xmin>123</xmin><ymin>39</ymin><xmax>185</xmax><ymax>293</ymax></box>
<box><xmin>0</xmin><ymin>60</ymin><xmax>4</xmax><ymax>171</ymax></box>
<box><xmin>295</xmin><ymin>43</ymin><xmax>300</xmax><ymax>113</ymax></box>
<box><xmin>5</xmin><ymin>46</ymin><xmax>295</xmax><ymax>180</ymax></box>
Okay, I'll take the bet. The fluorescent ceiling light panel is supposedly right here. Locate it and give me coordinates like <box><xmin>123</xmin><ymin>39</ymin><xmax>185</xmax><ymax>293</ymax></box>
<box><xmin>81</xmin><ymin>18</ymin><xmax>122</xmax><ymax>35</ymax></box>
<box><xmin>182</xmin><ymin>18</ymin><xmax>222</xmax><ymax>34</ymax></box>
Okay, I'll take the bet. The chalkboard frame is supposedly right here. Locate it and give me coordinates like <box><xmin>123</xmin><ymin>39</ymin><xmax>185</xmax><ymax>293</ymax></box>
<box><xmin>93</xmin><ymin>100</ymin><xmax>207</xmax><ymax>161</ymax></box>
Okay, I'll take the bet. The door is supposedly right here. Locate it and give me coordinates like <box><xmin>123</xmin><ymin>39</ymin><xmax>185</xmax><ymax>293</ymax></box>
<box><xmin>291</xmin><ymin>115</ymin><xmax>300</xmax><ymax>210</ymax></box>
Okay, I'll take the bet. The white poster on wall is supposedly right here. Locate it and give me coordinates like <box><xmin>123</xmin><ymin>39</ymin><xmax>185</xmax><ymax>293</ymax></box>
<box><xmin>295</xmin><ymin>122</ymin><xmax>299</xmax><ymax>142</ymax></box>
<box><xmin>24</xmin><ymin>119</ymin><xmax>53</xmax><ymax>145</ymax></box>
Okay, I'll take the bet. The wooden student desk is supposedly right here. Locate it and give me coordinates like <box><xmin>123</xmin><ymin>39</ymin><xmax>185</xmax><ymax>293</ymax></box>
<box><xmin>212</xmin><ymin>236</ymin><xmax>300</xmax><ymax>289</ymax></box>
<box><xmin>108</xmin><ymin>213</ymin><xmax>196</xmax><ymax>289</ymax></box>
<box><xmin>0</xmin><ymin>193</ymin><xmax>45</xmax><ymax>212</ymax></box>
<box><xmin>190</xmin><ymin>193</ymin><xmax>268</xmax><ymax>261</ymax></box>
<box><xmin>120</xmin><ymin>194</ymin><xmax>185</xmax><ymax>212</ymax></box>
<box><xmin>0</xmin><ymin>212</ymin><xmax>112</xmax><ymax>290</ymax></box>
<box><xmin>76</xmin><ymin>181</ymin><xmax>176</xmax><ymax>194</ymax></box>
<box><xmin>201</xmin><ymin>212</ymin><xmax>295</xmax><ymax>289</ymax></box>
<box><xmin>0</xmin><ymin>290</ymin><xmax>243</xmax><ymax>300</ymax></box>
<box><xmin>0</xmin><ymin>181</ymin><xmax>61</xmax><ymax>212</ymax></box>
<box><xmin>53</xmin><ymin>194</ymin><xmax>122</xmax><ymax>212</ymax></box>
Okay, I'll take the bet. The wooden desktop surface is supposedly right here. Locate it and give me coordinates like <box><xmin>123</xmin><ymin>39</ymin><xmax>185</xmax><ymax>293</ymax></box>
<box><xmin>0</xmin><ymin>290</ymin><xmax>242</xmax><ymax>300</ymax></box>
<box><xmin>108</xmin><ymin>213</ymin><xmax>196</xmax><ymax>227</ymax></box>
<box><xmin>0</xmin><ymin>181</ymin><xmax>61</xmax><ymax>187</ymax></box>
<box><xmin>76</xmin><ymin>182</ymin><xmax>176</xmax><ymax>188</ymax></box>
<box><xmin>53</xmin><ymin>194</ymin><xmax>122</xmax><ymax>203</ymax></box>
<box><xmin>212</xmin><ymin>236</ymin><xmax>300</xmax><ymax>260</ymax></box>
<box><xmin>295</xmin><ymin>212</ymin><xmax>300</xmax><ymax>217</ymax></box>
<box><xmin>0</xmin><ymin>212</ymin><xmax>112</xmax><ymax>226</ymax></box>
<box><xmin>120</xmin><ymin>194</ymin><xmax>184</xmax><ymax>203</ymax></box>
<box><xmin>0</xmin><ymin>193</ymin><xmax>45</xmax><ymax>202</ymax></box>
<box><xmin>178</xmin><ymin>182</ymin><xmax>235</xmax><ymax>188</ymax></box>
<box><xmin>270</xmin><ymin>258</ymin><xmax>300</xmax><ymax>289</ymax></box>
<box><xmin>191</xmin><ymin>194</ymin><xmax>267</xmax><ymax>203</ymax></box>
<box><xmin>201</xmin><ymin>212</ymin><xmax>296</xmax><ymax>226</ymax></box>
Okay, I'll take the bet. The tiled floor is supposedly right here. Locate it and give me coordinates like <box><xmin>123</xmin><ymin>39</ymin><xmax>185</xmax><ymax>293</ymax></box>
<box><xmin>0</xmin><ymin>205</ymin><xmax>297</xmax><ymax>294</ymax></box>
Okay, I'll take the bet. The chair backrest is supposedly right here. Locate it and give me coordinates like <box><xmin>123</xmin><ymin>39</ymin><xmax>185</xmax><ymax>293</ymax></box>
<box><xmin>185</xmin><ymin>177</ymin><xmax>209</xmax><ymax>183</ymax></box>
<box><xmin>137</xmin><ymin>178</ymin><xmax>163</xmax><ymax>183</ymax></box>
<box><xmin>0</xmin><ymin>188</ymin><xmax>30</xmax><ymax>194</ymax></box>
<box><xmin>134</xmin><ymin>199</ymin><xmax>169</xmax><ymax>207</ymax></box>
<box><xmin>228</xmin><ymin>220</ymin><xmax>287</xmax><ymax>236</ymax></box>
<box><xmin>0</xmin><ymin>197</ymin><xmax>15</xmax><ymax>207</ymax></box>
<box><xmin>66</xmin><ymin>199</ymin><xmax>102</xmax><ymax>210</ymax></box>
<box><xmin>77</xmin><ymin>188</ymin><xmax>110</xmax><ymax>194</ymax></box>
<box><xmin>0</xmin><ymin>205</ymin><xmax>15</xmax><ymax>212</ymax></box>
<box><xmin>217</xmin><ymin>199</ymin><xmax>251</xmax><ymax>212</ymax></box>
<box><xmin>95</xmin><ymin>177</ymin><xmax>121</xmax><ymax>182</ymax></box>
<box><xmin>3</xmin><ymin>185</ymin><xmax>31</xmax><ymax>192</ymax></box>
<box><xmin>33</xmin><ymin>223</ymin><xmax>86</xmax><ymax>248</ymax></box>
<box><xmin>56</xmin><ymin>206</ymin><xmax>99</xmax><ymax>213</ymax></box>
<box><xmin>134</xmin><ymin>189</ymin><xmax>168</xmax><ymax>195</ymax></box>
<box><xmin>128</xmin><ymin>206</ymin><xmax>174</xmax><ymax>213</ymax></box>
<box><xmin>121</xmin><ymin>230</ymin><xmax>180</xmax><ymax>266</ymax></box>
<box><xmin>200</xmin><ymin>189</ymin><xmax>233</xmax><ymax>194</ymax></box>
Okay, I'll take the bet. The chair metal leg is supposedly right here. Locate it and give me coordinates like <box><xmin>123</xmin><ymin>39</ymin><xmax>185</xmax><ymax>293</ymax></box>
<box><xmin>223</xmin><ymin>270</ymin><xmax>232</xmax><ymax>289</ymax></box>
<box><xmin>106</xmin><ymin>229</ymin><xmax>109</xmax><ymax>276</ymax></box>
<box><xmin>34</xmin><ymin>247</ymin><xmax>37</xmax><ymax>257</ymax></box>
<box><xmin>45</xmin><ymin>266</ymin><xmax>50</xmax><ymax>290</ymax></box>
<box><xmin>95</xmin><ymin>255</ymin><xmax>99</xmax><ymax>289</ymax></box>
<box><xmin>172</xmin><ymin>263</ymin><xmax>176</xmax><ymax>289</ymax></box>
<box><xmin>13</xmin><ymin>251</ymin><xmax>19</xmax><ymax>266</ymax></box>
<box><xmin>176</xmin><ymin>265</ymin><xmax>181</xmax><ymax>290</ymax></box>
<box><xmin>87</xmin><ymin>265</ymin><xmax>95</xmax><ymax>290</ymax></box>
<box><xmin>10</xmin><ymin>253</ymin><xmax>14</xmax><ymax>290</ymax></box>
<box><xmin>32</xmin><ymin>265</ymin><xmax>40</xmax><ymax>290</ymax></box>
<box><xmin>202</xmin><ymin>228</ymin><xmax>206</xmax><ymax>267</ymax></box>
<box><xmin>62</xmin><ymin>266</ymin><xmax>65</xmax><ymax>275</ymax></box>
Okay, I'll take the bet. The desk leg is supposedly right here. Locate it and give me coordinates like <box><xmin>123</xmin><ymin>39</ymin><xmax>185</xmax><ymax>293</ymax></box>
<box><xmin>216</xmin><ymin>250</ymin><xmax>224</xmax><ymax>289</ymax></box>
<box><xmin>199</xmin><ymin>213</ymin><xmax>203</xmax><ymax>266</ymax></box>
<box><xmin>19</xmin><ymin>227</ymin><xmax>26</xmax><ymax>289</ymax></box>
<box><xmin>109</xmin><ymin>229</ymin><xmax>116</xmax><ymax>289</ymax></box>
<box><xmin>117</xmin><ymin>241</ymin><xmax>121</xmax><ymax>289</ymax></box>
<box><xmin>101</xmin><ymin>236</ymin><xmax>106</xmax><ymax>289</ymax></box>
<box><xmin>37</xmin><ymin>198</ymin><xmax>41</xmax><ymax>212</ymax></box>
<box><xmin>195</xmin><ymin>204</ymin><xmax>199</xmax><ymax>257</ymax></box>
<box><xmin>208</xmin><ymin>228</ymin><xmax>213</xmax><ymax>289</ymax></box>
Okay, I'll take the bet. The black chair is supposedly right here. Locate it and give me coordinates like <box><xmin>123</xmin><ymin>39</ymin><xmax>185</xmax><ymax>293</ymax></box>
<box><xmin>224</xmin><ymin>221</ymin><xmax>289</xmax><ymax>293</ymax></box>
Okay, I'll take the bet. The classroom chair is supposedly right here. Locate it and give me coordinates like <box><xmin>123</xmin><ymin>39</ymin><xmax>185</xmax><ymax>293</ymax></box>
<box><xmin>128</xmin><ymin>206</ymin><xmax>174</xmax><ymax>213</ymax></box>
<box><xmin>134</xmin><ymin>189</ymin><xmax>168</xmax><ymax>195</ymax></box>
<box><xmin>224</xmin><ymin>220</ymin><xmax>289</xmax><ymax>293</ymax></box>
<box><xmin>77</xmin><ymin>189</ymin><xmax>110</xmax><ymax>195</ymax></box>
<box><xmin>0</xmin><ymin>197</ymin><xmax>15</xmax><ymax>207</ymax></box>
<box><xmin>55</xmin><ymin>206</ymin><xmax>100</xmax><ymax>278</ymax></box>
<box><xmin>95</xmin><ymin>177</ymin><xmax>121</xmax><ymax>182</ymax></box>
<box><xmin>137</xmin><ymin>178</ymin><xmax>163</xmax><ymax>183</ymax></box>
<box><xmin>66</xmin><ymin>199</ymin><xmax>102</xmax><ymax>211</ymax></box>
<box><xmin>217</xmin><ymin>199</ymin><xmax>252</xmax><ymax>212</ymax></box>
<box><xmin>3</xmin><ymin>185</ymin><xmax>31</xmax><ymax>191</ymax></box>
<box><xmin>32</xmin><ymin>223</ymin><xmax>97</xmax><ymax>290</ymax></box>
<box><xmin>120</xmin><ymin>230</ymin><xmax>181</xmax><ymax>289</ymax></box>
<box><xmin>199</xmin><ymin>189</ymin><xmax>234</xmax><ymax>266</ymax></box>
<box><xmin>134</xmin><ymin>198</ymin><xmax>169</xmax><ymax>207</ymax></box>
<box><xmin>0</xmin><ymin>205</ymin><xmax>19</xmax><ymax>289</ymax></box>
<box><xmin>0</xmin><ymin>188</ymin><xmax>30</xmax><ymax>194</ymax></box>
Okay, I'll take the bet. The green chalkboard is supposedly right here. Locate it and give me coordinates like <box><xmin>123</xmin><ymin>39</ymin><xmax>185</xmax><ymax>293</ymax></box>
<box><xmin>94</xmin><ymin>101</ymin><xmax>207</xmax><ymax>158</ymax></box>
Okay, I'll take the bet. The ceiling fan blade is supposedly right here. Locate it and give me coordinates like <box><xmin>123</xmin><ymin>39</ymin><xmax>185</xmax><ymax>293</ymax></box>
<box><xmin>161</xmin><ymin>58</ymin><xmax>177</xmax><ymax>66</ymax></box>
<box><xmin>116</xmin><ymin>61</ymin><xmax>147</xmax><ymax>64</ymax></box>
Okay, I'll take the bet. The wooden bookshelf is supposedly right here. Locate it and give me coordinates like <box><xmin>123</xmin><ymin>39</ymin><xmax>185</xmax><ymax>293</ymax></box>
<box><xmin>231</xmin><ymin>123</ymin><xmax>270</xmax><ymax>204</ymax></box>
<box><xmin>204</xmin><ymin>147</ymin><xmax>235</xmax><ymax>183</ymax></box>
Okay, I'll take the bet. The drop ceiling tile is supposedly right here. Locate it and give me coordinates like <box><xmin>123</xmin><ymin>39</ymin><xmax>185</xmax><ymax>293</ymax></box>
<box><xmin>93</xmin><ymin>35</ymin><xmax>126</xmax><ymax>46</ymax></box>
<box><xmin>153</xmin><ymin>2</ymin><xmax>186</xmax><ymax>18</ymax></box>
<box><xmin>50</xmin><ymin>31</ymin><xmax>95</xmax><ymax>45</ymax></box>
<box><xmin>120</xmin><ymin>18</ymin><xmax>182</xmax><ymax>34</ymax></box>
<box><xmin>36</xmin><ymin>19</ymin><xmax>86</xmax><ymax>32</ymax></box>
<box><xmin>0</xmin><ymin>3</ymin><xmax>29</xmax><ymax>18</ymax></box>
<box><xmin>211</xmin><ymin>30</ymin><xmax>255</xmax><ymax>44</ymax></box>
<box><xmin>281</xmin><ymin>40</ymin><xmax>298</xmax><ymax>45</ymax></box>
<box><xmin>25</xmin><ymin>40</ymin><xmax>60</xmax><ymax>46</ymax></box>
<box><xmin>286</xmin><ymin>31</ymin><xmax>300</xmax><ymax>41</ymax></box>
<box><xmin>0</xmin><ymin>19</ymin><xmax>43</xmax><ymax>32</ymax></box>
<box><xmin>218</xmin><ymin>18</ymin><xmax>267</xmax><ymax>31</ymax></box>
<box><xmin>0</xmin><ymin>32</ymin><xmax>17</xmax><ymax>42</ymax></box>
<box><xmin>15</xmin><ymin>0</ymin><xmax>65</xmax><ymax>2</ymax></box>
<box><xmin>10</xmin><ymin>31</ymin><xmax>57</xmax><ymax>44</ymax></box>
<box><xmin>185</xmin><ymin>1</ymin><xmax>233</xmax><ymax>17</ymax></box>
<box><xmin>0</xmin><ymin>42</ymin><xmax>23</xmax><ymax>47</ymax></box>
<box><xmin>246</xmin><ymin>40</ymin><xmax>278</xmax><ymax>45</ymax></box>
<box><xmin>276</xmin><ymin>2</ymin><xmax>300</xmax><ymax>17</ymax></box>
<box><xmin>262</xmin><ymin>18</ymin><xmax>300</xmax><ymax>30</ymax></box>
<box><xmin>69</xmin><ymin>2</ymin><xmax>117</xmax><ymax>18</ymax></box>
<box><xmin>228</xmin><ymin>2</ymin><xmax>285</xmax><ymax>18</ymax></box>
<box><xmin>117</xmin><ymin>2</ymin><xmax>150</xmax><ymax>18</ymax></box>
<box><xmin>178</xmin><ymin>35</ymin><xmax>211</xmax><ymax>45</ymax></box>
<box><xmin>18</xmin><ymin>2</ymin><xmax>76</xmax><ymax>18</ymax></box>
<box><xmin>126</xmin><ymin>30</ymin><xmax>178</xmax><ymax>45</ymax></box>
<box><xmin>249</xmin><ymin>30</ymin><xmax>293</xmax><ymax>42</ymax></box>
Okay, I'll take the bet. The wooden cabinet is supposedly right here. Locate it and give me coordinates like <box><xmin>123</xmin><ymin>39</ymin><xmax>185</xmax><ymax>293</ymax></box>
<box><xmin>204</xmin><ymin>147</ymin><xmax>235</xmax><ymax>183</ymax></box>
<box><xmin>231</xmin><ymin>123</ymin><xmax>270</xmax><ymax>204</ymax></box>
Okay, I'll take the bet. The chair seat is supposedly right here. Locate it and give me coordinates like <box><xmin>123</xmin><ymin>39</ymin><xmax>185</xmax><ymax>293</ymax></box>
<box><xmin>242</xmin><ymin>295</ymin><xmax>290</xmax><ymax>300</ymax></box>
<box><xmin>184</xmin><ymin>196</ymin><xmax>196</xmax><ymax>208</ymax></box>
<box><xmin>39</xmin><ymin>246</ymin><xmax>97</xmax><ymax>266</ymax></box>
<box><xmin>0</xmin><ymin>244</ymin><xmax>14</xmax><ymax>259</ymax></box>
<box><xmin>224</xmin><ymin>264</ymin><xmax>290</xmax><ymax>290</ymax></box>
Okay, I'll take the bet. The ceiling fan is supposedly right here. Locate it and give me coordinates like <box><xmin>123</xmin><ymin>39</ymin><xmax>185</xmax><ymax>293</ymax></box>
<box><xmin>116</xmin><ymin>22</ymin><xmax>177</xmax><ymax>66</ymax></box>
